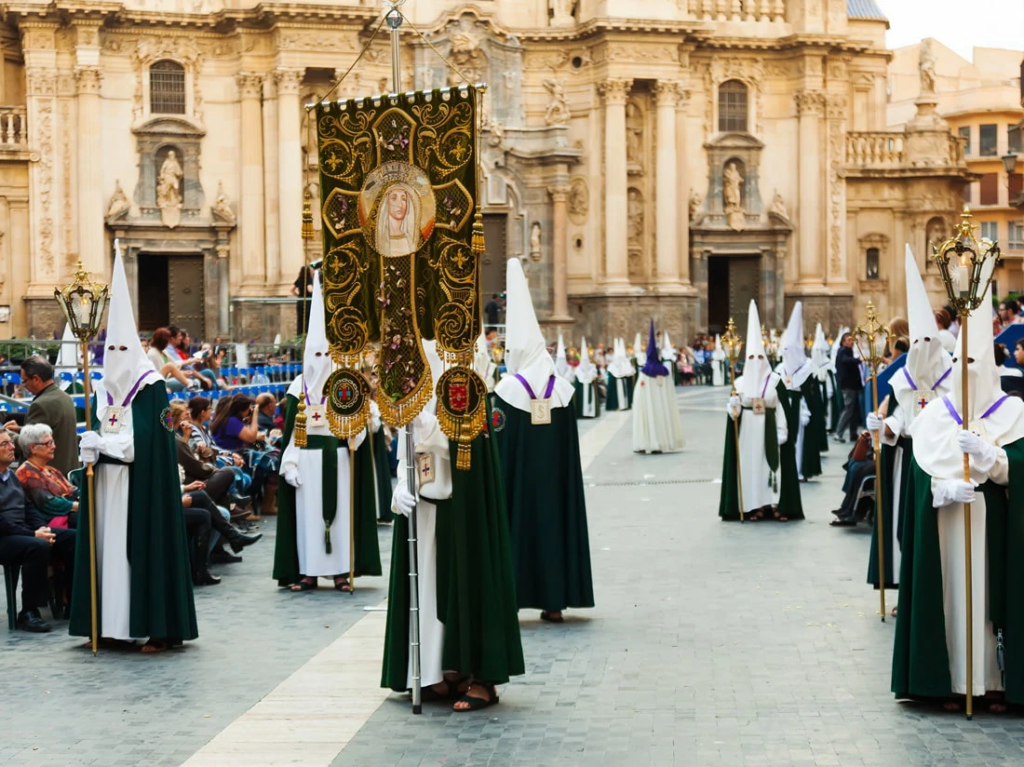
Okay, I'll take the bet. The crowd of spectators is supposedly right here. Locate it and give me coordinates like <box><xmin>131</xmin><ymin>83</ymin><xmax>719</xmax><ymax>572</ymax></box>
<box><xmin>0</xmin><ymin>340</ymin><xmax>285</xmax><ymax>633</ymax></box>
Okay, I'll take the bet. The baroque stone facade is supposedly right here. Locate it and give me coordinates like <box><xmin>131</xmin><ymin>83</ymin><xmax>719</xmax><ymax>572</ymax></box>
<box><xmin>0</xmin><ymin>0</ymin><xmax>973</xmax><ymax>342</ymax></box>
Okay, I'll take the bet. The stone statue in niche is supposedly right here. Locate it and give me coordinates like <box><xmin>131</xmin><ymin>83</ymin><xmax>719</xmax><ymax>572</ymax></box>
<box><xmin>529</xmin><ymin>221</ymin><xmax>542</xmax><ymax>261</ymax></box>
<box><xmin>919</xmin><ymin>39</ymin><xmax>937</xmax><ymax>95</ymax></box>
<box><xmin>568</xmin><ymin>178</ymin><xmax>588</xmax><ymax>224</ymax></box>
<box><xmin>550</xmin><ymin>0</ymin><xmax>575</xmax><ymax>27</ymax></box>
<box><xmin>723</xmin><ymin>161</ymin><xmax>745</xmax><ymax>231</ymax></box>
<box><xmin>625</xmin><ymin>102</ymin><xmax>643</xmax><ymax>169</ymax></box>
<box><xmin>106</xmin><ymin>180</ymin><xmax>130</xmax><ymax>220</ymax></box>
<box><xmin>543</xmin><ymin>78</ymin><xmax>571</xmax><ymax>125</ymax></box>
<box><xmin>157</xmin><ymin>149</ymin><xmax>184</xmax><ymax>229</ymax></box>
<box><xmin>627</xmin><ymin>189</ymin><xmax>644</xmax><ymax>245</ymax></box>
<box><xmin>211</xmin><ymin>182</ymin><xmax>236</xmax><ymax>224</ymax></box>
<box><xmin>769</xmin><ymin>191</ymin><xmax>788</xmax><ymax>220</ymax></box>
<box><xmin>926</xmin><ymin>217</ymin><xmax>946</xmax><ymax>256</ymax></box>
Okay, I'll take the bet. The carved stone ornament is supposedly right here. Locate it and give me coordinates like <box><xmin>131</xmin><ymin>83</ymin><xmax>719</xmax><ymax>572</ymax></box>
<box><xmin>550</xmin><ymin>0</ymin><xmax>575</xmax><ymax>27</ymax></box>
<box><xmin>543</xmin><ymin>78</ymin><xmax>571</xmax><ymax>126</ymax></box>
<box><xmin>794</xmin><ymin>90</ymin><xmax>827</xmax><ymax>116</ymax></box>
<box><xmin>106</xmin><ymin>180</ymin><xmax>130</xmax><ymax>220</ymax></box>
<box><xmin>689</xmin><ymin>189</ymin><xmax>703</xmax><ymax>221</ymax></box>
<box><xmin>598</xmin><ymin>78</ymin><xmax>632</xmax><ymax>105</ymax></box>
<box><xmin>156</xmin><ymin>149</ymin><xmax>184</xmax><ymax>229</ymax></box>
<box><xmin>211</xmin><ymin>182</ymin><xmax>235</xmax><ymax>224</ymax></box>
<box><xmin>529</xmin><ymin>221</ymin><xmax>542</xmax><ymax>261</ymax></box>
<box><xmin>723</xmin><ymin>162</ymin><xmax>745</xmax><ymax>231</ymax></box>
<box><xmin>567</xmin><ymin>177</ymin><xmax>588</xmax><ymax>225</ymax></box>
<box><xmin>133</xmin><ymin>37</ymin><xmax>203</xmax><ymax>124</ymax></box>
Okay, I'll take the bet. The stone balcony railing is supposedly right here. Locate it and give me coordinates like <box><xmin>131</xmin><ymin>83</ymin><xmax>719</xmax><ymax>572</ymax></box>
<box><xmin>689</xmin><ymin>0</ymin><xmax>785</xmax><ymax>22</ymax></box>
<box><xmin>0</xmin><ymin>107</ymin><xmax>28</xmax><ymax>149</ymax></box>
<box><xmin>846</xmin><ymin>132</ymin><xmax>905</xmax><ymax>168</ymax></box>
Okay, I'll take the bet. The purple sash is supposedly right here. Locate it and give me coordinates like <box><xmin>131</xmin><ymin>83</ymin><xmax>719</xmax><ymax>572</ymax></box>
<box><xmin>515</xmin><ymin>374</ymin><xmax>556</xmax><ymax>400</ymax></box>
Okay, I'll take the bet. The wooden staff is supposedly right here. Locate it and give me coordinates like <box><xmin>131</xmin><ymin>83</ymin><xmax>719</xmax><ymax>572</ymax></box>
<box><xmin>959</xmin><ymin>312</ymin><xmax>974</xmax><ymax>718</ymax></box>
<box><xmin>82</xmin><ymin>340</ymin><xmax>99</xmax><ymax>655</ymax></box>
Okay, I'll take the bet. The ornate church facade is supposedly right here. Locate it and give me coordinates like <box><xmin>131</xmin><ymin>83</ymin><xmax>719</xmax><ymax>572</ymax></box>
<box><xmin>0</xmin><ymin>0</ymin><xmax>972</xmax><ymax>341</ymax></box>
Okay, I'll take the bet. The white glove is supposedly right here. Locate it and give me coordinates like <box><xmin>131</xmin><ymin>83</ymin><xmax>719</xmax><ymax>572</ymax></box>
<box><xmin>777</xmin><ymin>430</ymin><xmax>788</xmax><ymax>446</ymax></box>
<box><xmin>728</xmin><ymin>395</ymin><xmax>741</xmax><ymax>418</ymax></box>
<box><xmin>800</xmin><ymin>411</ymin><xmax>811</xmax><ymax>428</ymax></box>
<box><xmin>369</xmin><ymin>400</ymin><xmax>382</xmax><ymax>432</ymax></box>
<box><xmin>933</xmin><ymin>478</ymin><xmax>976</xmax><ymax>507</ymax></box>
<box><xmin>957</xmin><ymin>430</ymin><xmax>998</xmax><ymax>471</ymax></box>
<box><xmin>865</xmin><ymin>412</ymin><xmax>885</xmax><ymax>433</ymax></box>
<box><xmin>283</xmin><ymin>466</ymin><xmax>302</xmax><ymax>488</ymax></box>
<box><xmin>80</xmin><ymin>431</ymin><xmax>104</xmax><ymax>451</ymax></box>
<box><xmin>81</xmin><ymin>447</ymin><xmax>99</xmax><ymax>465</ymax></box>
<box><xmin>393</xmin><ymin>487</ymin><xmax>416</xmax><ymax>517</ymax></box>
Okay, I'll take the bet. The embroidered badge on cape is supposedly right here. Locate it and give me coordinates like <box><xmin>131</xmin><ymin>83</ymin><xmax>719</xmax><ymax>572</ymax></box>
<box><xmin>160</xmin><ymin>406</ymin><xmax>174</xmax><ymax>432</ymax></box>
<box><xmin>491</xmin><ymin>406</ymin><xmax>506</xmax><ymax>433</ymax></box>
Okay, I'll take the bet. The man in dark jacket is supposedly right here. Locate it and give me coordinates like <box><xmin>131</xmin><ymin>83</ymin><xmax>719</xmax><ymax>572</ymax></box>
<box><xmin>833</xmin><ymin>333</ymin><xmax>864</xmax><ymax>444</ymax></box>
<box><xmin>0</xmin><ymin>430</ymin><xmax>75</xmax><ymax>632</ymax></box>
<box><xmin>6</xmin><ymin>356</ymin><xmax>80</xmax><ymax>477</ymax></box>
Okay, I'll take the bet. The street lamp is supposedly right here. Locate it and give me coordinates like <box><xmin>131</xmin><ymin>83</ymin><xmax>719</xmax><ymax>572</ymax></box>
<box><xmin>1001</xmin><ymin>152</ymin><xmax>1018</xmax><ymax>176</ymax></box>
<box><xmin>932</xmin><ymin>205</ymin><xmax>999</xmax><ymax>720</ymax></box>
<box><xmin>54</xmin><ymin>257</ymin><xmax>108</xmax><ymax>656</ymax></box>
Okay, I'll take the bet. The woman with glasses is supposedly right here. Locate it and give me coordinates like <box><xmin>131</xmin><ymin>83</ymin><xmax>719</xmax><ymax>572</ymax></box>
<box><xmin>16</xmin><ymin>423</ymin><xmax>79</xmax><ymax>529</ymax></box>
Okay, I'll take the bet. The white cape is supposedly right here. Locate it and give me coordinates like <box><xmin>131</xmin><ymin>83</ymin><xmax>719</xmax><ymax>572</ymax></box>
<box><xmin>632</xmin><ymin>373</ymin><xmax>684</xmax><ymax>453</ymax></box>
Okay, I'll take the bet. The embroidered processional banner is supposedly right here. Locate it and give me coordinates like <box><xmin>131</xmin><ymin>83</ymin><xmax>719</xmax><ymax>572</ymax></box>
<box><xmin>315</xmin><ymin>84</ymin><xmax>486</xmax><ymax>468</ymax></box>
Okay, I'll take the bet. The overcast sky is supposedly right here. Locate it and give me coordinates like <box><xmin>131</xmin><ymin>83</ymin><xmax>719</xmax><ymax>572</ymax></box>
<box><xmin>881</xmin><ymin>0</ymin><xmax>1024</xmax><ymax>60</ymax></box>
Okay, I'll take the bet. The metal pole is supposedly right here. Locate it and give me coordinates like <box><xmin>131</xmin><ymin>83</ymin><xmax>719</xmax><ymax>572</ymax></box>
<box><xmin>385</xmin><ymin>0</ymin><xmax>421</xmax><ymax>716</ymax></box>
<box><xmin>368</xmin><ymin>426</ymin><xmax>381</xmax><ymax>521</ymax></box>
<box><xmin>871</xmin><ymin>366</ymin><xmax>885</xmax><ymax>622</ymax></box>
<box><xmin>960</xmin><ymin>314</ymin><xmax>974</xmax><ymax>720</ymax></box>
<box><xmin>348</xmin><ymin>444</ymin><xmax>356</xmax><ymax>594</ymax></box>
<box><xmin>82</xmin><ymin>340</ymin><xmax>98</xmax><ymax>655</ymax></box>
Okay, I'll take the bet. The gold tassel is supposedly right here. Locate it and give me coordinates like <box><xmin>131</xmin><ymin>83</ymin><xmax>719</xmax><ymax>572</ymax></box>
<box><xmin>301</xmin><ymin>190</ymin><xmax>314</xmax><ymax>241</ymax></box>
<box><xmin>471</xmin><ymin>209</ymin><xmax>485</xmax><ymax>256</ymax></box>
<box><xmin>295</xmin><ymin>392</ymin><xmax>308</xmax><ymax>448</ymax></box>
<box><xmin>456</xmin><ymin>442</ymin><xmax>472</xmax><ymax>471</ymax></box>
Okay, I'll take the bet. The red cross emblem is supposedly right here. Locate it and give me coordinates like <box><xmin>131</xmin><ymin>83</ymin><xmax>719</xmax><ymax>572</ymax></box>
<box><xmin>108</xmin><ymin>413</ymin><xmax>119</xmax><ymax>427</ymax></box>
<box><xmin>918</xmin><ymin>397</ymin><xmax>929</xmax><ymax>410</ymax></box>
<box><xmin>311</xmin><ymin>411</ymin><xmax>322</xmax><ymax>422</ymax></box>
<box><xmin>340</xmin><ymin>386</ymin><xmax>352</xmax><ymax>402</ymax></box>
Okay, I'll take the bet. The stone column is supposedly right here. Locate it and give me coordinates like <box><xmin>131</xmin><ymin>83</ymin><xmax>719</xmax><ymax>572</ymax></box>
<box><xmin>654</xmin><ymin>81</ymin><xmax>682</xmax><ymax>290</ymax></box>
<box><xmin>276</xmin><ymin>69</ymin><xmax>304</xmax><ymax>287</ymax></box>
<box><xmin>675</xmin><ymin>87</ymin><xmax>693</xmax><ymax>287</ymax></box>
<box><xmin>75</xmin><ymin>66</ymin><xmax>103</xmax><ymax>276</ymax></box>
<box><xmin>795</xmin><ymin>90</ymin><xmax>826</xmax><ymax>286</ymax></box>
<box><xmin>261</xmin><ymin>76</ymin><xmax>280</xmax><ymax>289</ymax></box>
<box><xmin>548</xmin><ymin>184</ymin><xmax>571</xmax><ymax>321</ymax></box>
<box><xmin>237</xmin><ymin>72</ymin><xmax>266</xmax><ymax>285</ymax></box>
<box><xmin>598</xmin><ymin>78</ymin><xmax>632</xmax><ymax>290</ymax></box>
<box><xmin>216</xmin><ymin>241</ymin><xmax>231</xmax><ymax>334</ymax></box>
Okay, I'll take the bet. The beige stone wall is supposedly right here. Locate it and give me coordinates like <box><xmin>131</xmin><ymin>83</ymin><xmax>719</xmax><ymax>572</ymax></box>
<box><xmin>0</xmin><ymin>1</ymin><xmax>976</xmax><ymax>343</ymax></box>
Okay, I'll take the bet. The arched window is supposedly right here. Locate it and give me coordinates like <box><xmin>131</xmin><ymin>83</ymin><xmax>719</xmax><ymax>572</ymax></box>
<box><xmin>150</xmin><ymin>60</ymin><xmax>186</xmax><ymax>115</ymax></box>
<box><xmin>866</xmin><ymin>248</ymin><xmax>880</xmax><ymax>280</ymax></box>
<box><xmin>718</xmin><ymin>80</ymin><xmax>748</xmax><ymax>133</ymax></box>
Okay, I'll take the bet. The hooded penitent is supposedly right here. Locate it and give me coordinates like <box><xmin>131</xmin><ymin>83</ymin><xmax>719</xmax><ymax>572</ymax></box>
<box><xmin>812</xmin><ymin>324</ymin><xmax>830</xmax><ymax>380</ymax></box>
<box><xmin>660</xmin><ymin>331</ymin><xmax>676</xmax><ymax>362</ymax></box>
<box><xmin>903</xmin><ymin>245</ymin><xmax>952</xmax><ymax>393</ymax></box>
<box><xmin>642</xmin><ymin>321</ymin><xmax>669</xmax><ymax>377</ymax></box>
<box><xmin>740</xmin><ymin>300</ymin><xmax>772</xmax><ymax>400</ymax></box>
<box><xmin>499</xmin><ymin>257</ymin><xmax>574</xmax><ymax>410</ymax></box>
<box><xmin>101</xmin><ymin>251</ymin><xmax>158</xmax><ymax>405</ymax></box>
<box><xmin>575</xmin><ymin>338</ymin><xmax>597</xmax><ymax>385</ymax></box>
<box><xmin>779</xmin><ymin>301</ymin><xmax>812</xmax><ymax>389</ymax></box>
<box><xmin>608</xmin><ymin>338</ymin><xmax>634</xmax><ymax>379</ymax></box>
<box><xmin>302</xmin><ymin>271</ymin><xmax>331</xmax><ymax>397</ymax></box>
<box><xmin>555</xmin><ymin>332</ymin><xmax>570</xmax><ymax>379</ymax></box>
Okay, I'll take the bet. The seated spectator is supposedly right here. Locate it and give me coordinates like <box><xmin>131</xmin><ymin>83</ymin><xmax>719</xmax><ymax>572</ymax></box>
<box><xmin>169</xmin><ymin>402</ymin><xmax>245</xmax><ymax>511</ymax></box>
<box><xmin>147</xmin><ymin>327</ymin><xmax>211</xmax><ymax>392</ymax></box>
<box><xmin>829</xmin><ymin>432</ymin><xmax>876</xmax><ymax>527</ymax></box>
<box><xmin>179</xmin><ymin>472</ymin><xmax>261</xmax><ymax>585</ymax></box>
<box><xmin>174</xmin><ymin>329</ymin><xmax>220</xmax><ymax>388</ymax></box>
<box><xmin>210</xmin><ymin>394</ymin><xmax>280</xmax><ymax>516</ymax></box>
<box><xmin>255</xmin><ymin>393</ymin><xmax>282</xmax><ymax>444</ymax></box>
<box><xmin>15</xmin><ymin>424</ymin><xmax>79</xmax><ymax>529</ymax></box>
<box><xmin>4</xmin><ymin>356</ymin><xmax>79</xmax><ymax>477</ymax></box>
<box><xmin>0</xmin><ymin>430</ymin><xmax>76</xmax><ymax>632</ymax></box>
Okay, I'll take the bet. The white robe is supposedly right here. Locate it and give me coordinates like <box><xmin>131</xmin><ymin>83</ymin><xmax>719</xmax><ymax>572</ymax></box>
<box><xmin>732</xmin><ymin>373</ymin><xmax>788</xmax><ymax>513</ymax></box>
<box><xmin>711</xmin><ymin>350</ymin><xmax>726</xmax><ymax>386</ymax></box>
<box><xmin>93</xmin><ymin>381</ymin><xmax>152</xmax><ymax>641</ymax></box>
<box><xmin>609</xmin><ymin>375</ymin><xmax>632</xmax><ymax>411</ymax></box>
<box><xmin>632</xmin><ymin>373</ymin><xmax>685</xmax><ymax>453</ymax></box>
<box><xmin>280</xmin><ymin>377</ymin><xmax>360</xmax><ymax>577</ymax></box>
<box><xmin>578</xmin><ymin>380</ymin><xmax>598</xmax><ymax>417</ymax></box>
<box><xmin>393</xmin><ymin>415</ymin><xmax>452</xmax><ymax>690</ymax></box>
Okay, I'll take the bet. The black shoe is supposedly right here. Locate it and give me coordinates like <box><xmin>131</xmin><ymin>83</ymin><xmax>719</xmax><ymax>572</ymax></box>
<box><xmin>211</xmin><ymin>547</ymin><xmax>243</xmax><ymax>564</ymax></box>
<box><xmin>229</xmin><ymin>495</ymin><xmax>253</xmax><ymax>513</ymax></box>
<box><xmin>18</xmin><ymin>608</ymin><xmax>52</xmax><ymax>633</ymax></box>
<box><xmin>227</xmin><ymin>529</ymin><xmax>263</xmax><ymax>553</ymax></box>
<box><xmin>193</xmin><ymin>568</ymin><xmax>222</xmax><ymax>586</ymax></box>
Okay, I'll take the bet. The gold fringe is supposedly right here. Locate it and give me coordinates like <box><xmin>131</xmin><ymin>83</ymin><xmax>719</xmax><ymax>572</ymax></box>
<box><xmin>327</xmin><ymin>403</ymin><xmax>369</xmax><ymax>441</ymax></box>
<box><xmin>294</xmin><ymin>393</ymin><xmax>308</xmax><ymax>447</ymax></box>
<box><xmin>456</xmin><ymin>442</ymin><xmax>472</xmax><ymax>471</ymax></box>
<box><xmin>301</xmin><ymin>190</ymin><xmax>314</xmax><ymax>241</ymax></box>
<box><xmin>471</xmin><ymin>209</ymin><xmax>485</xmax><ymax>256</ymax></box>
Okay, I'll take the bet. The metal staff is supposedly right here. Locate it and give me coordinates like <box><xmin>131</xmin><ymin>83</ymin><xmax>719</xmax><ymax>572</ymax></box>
<box><xmin>932</xmin><ymin>206</ymin><xmax>999</xmax><ymax>721</ymax></box>
<box><xmin>348</xmin><ymin>442</ymin><xmax>357</xmax><ymax>593</ymax></box>
<box><xmin>855</xmin><ymin>303</ymin><xmax>890</xmax><ymax>623</ymax></box>
<box><xmin>383</xmin><ymin>0</ymin><xmax>422</xmax><ymax>715</ymax></box>
<box><xmin>54</xmin><ymin>260</ymin><xmax>109</xmax><ymax>655</ymax></box>
<box><xmin>722</xmin><ymin>318</ymin><xmax>744</xmax><ymax>522</ymax></box>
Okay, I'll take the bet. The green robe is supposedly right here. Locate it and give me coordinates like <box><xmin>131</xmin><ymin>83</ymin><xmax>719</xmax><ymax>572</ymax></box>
<box><xmin>867</xmin><ymin>399</ymin><xmax>911</xmax><ymax>590</ymax></box>
<box><xmin>815</xmin><ymin>378</ymin><xmax>829</xmax><ymax>453</ymax></box>
<box><xmin>604</xmin><ymin>373</ymin><xmax>634</xmax><ymax>411</ymax></box>
<box><xmin>69</xmin><ymin>382</ymin><xmax>198</xmax><ymax>641</ymax></box>
<box><xmin>494</xmin><ymin>396</ymin><xmax>595</xmax><ymax>611</ymax></box>
<box><xmin>773</xmin><ymin>382</ymin><xmax>806</xmax><ymax>520</ymax></box>
<box><xmin>788</xmin><ymin>378</ymin><xmax>824</xmax><ymax>479</ymax></box>
<box><xmin>272</xmin><ymin>393</ymin><xmax>382</xmax><ymax>586</ymax></box>
<box><xmin>573</xmin><ymin>378</ymin><xmax>601</xmax><ymax>418</ymax></box>
<box><xmin>381</xmin><ymin>428</ymin><xmax>524</xmax><ymax>689</ymax></box>
<box><xmin>369</xmin><ymin>425</ymin><xmax>394</xmax><ymax>523</ymax></box>
<box><xmin>892</xmin><ymin>442</ymin><xmax>1024</xmax><ymax>703</ymax></box>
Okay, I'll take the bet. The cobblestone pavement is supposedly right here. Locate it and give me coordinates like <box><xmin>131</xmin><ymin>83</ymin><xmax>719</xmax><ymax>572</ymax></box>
<box><xmin>4</xmin><ymin>385</ymin><xmax>1024</xmax><ymax>766</ymax></box>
